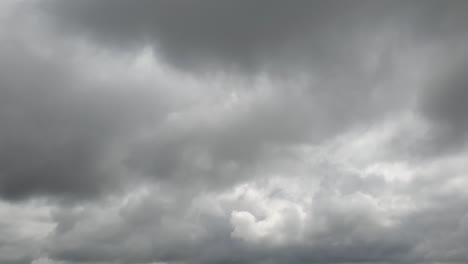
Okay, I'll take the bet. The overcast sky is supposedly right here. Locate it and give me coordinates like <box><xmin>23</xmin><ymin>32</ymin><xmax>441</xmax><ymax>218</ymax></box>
<box><xmin>1</xmin><ymin>1</ymin><xmax>468</xmax><ymax>264</ymax></box>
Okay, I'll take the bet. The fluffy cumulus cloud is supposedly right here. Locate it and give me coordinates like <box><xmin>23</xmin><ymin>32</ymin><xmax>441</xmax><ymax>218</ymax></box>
<box><xmin>1</xmin><ymin>1</ymin><xmax>468</xmax><ymax>264</ymax></box>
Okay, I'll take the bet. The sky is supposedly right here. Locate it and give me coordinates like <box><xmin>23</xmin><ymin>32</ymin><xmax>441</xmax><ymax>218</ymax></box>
<box><xmin>1</xmin><ymin>1</ymin><xmax>468</xmax><ymax>264</ymax></box>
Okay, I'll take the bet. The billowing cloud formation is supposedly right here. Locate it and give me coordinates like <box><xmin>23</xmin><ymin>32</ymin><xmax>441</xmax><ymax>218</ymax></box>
<box><xmin>1</xmin><ymin>1</ymin><xmax>468</xmax><ymax>264</ymax></box>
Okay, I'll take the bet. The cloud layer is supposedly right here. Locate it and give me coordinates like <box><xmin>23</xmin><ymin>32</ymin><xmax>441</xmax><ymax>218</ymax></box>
<box><xmin>1</xmin><ymin>1</ymin><xmax>468</xmax><ymax>264</ymax></box>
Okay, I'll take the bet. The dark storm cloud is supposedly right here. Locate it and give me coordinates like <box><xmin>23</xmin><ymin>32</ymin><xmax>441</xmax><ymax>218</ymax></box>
<box><xmin>39</xmin><ymin>0</ymin><xmax>468</xmax><ymax>73</ymax></box>
<box><xmin>37</xmin><ymin>0</ymin><xmax>468</xmax><ymax>164</ymax></box>
<box><xmin>1</xmin><ymin>0</ymin><xmax>406</xmax><ymax>202</ymax></box>
<box><xmin>0</xmin><ymin>34</ymin><xmax>168</xmax><ymax>200</ymax></box>
<box><xmin>39</xmin><ymin>0</ymin><xmax>347</xmax><ymax>71</ymax></box>
<box><xmin>419</xmin><ymin>58</ymin><xmax>468</xmax><ymax>155</ymax></box>
<box><xmin>0</xmin><ymin>39</ymin><xmax>103</xmax><ymax>200</ymax></box>
<box><xmin>1</xmin><ymin>1</ymin><xmax>468</xmax><ymax>264</ymax></box>
<box><xmin>39</xmin><ymin>0</ymin><xmax>417</xmax><ymax>73</ymax></box>
<box><xmin>388</xmin><ymin>48</ymin><xmax>468</xmax><ymax>161</ymax></box>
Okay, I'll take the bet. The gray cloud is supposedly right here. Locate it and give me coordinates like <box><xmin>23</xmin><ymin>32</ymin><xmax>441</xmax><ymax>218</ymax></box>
<box><xmin>0</xmin><ymin>1</ymin><xmax>468</xmax><ymax>264</ymax></box>
<box><xmin>43</xmin><ymin>155</ymin><xmax>468</xmax><ymax>264</ymax></box>
<box><xmin>419</xmin><ymin>58</ymin><xmax>468</xmax><ymax>155</ymax></box>
<box><xmin>38</xmin><ymin>0</ymin><xmax>468</xmax><ymax>73</ymax></box>
<box><xmin>0</xmin><ymin>31</ymin><xmax>170</xmax><ymax>200</ymax></box>
<box><xmin>39</xmin><ymin>0</ymin><xmax>349</xmax><ymax>71</ymax></box>
<box><xmin>38</xmin><ymin>0</ymin><xmax>412</xmax><ymax>73</ymax></box>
